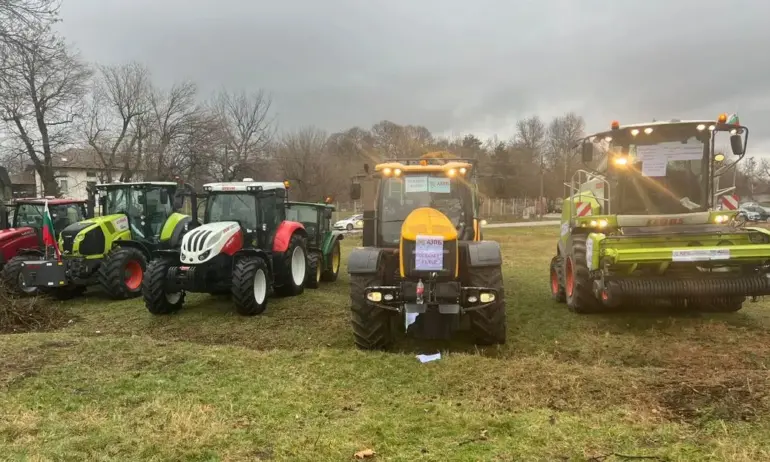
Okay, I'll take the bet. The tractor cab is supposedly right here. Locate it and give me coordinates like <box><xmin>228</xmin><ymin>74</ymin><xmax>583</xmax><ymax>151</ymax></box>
<box><xmin>96</xmin><ymin>182</ymin><xmax>182</xmax><ymax>243</ymax></box>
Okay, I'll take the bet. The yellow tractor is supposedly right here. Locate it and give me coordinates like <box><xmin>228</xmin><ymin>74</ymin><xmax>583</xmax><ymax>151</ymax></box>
<box><xmin>347</xmin><ymin>152</ymin><xmax>506</xmax><ymax>350</ymax></box>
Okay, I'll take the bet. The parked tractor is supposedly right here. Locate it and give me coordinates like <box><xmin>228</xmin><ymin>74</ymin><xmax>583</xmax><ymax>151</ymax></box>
<box><xmin>1</xmin><ymin>198</ymin><xmax>90</xmax><ymax>294</ymax></box>
<box><xmin>19</xmin><ymin>181</ymin><xmax>198</xmax><ymax>300</ymax></box>
<box><xmin>347</xmin><ymin>152</ymin><xmax>505</xmax><ymax>350</ymax></box>
<box><xmin>143</xmin><ymin>180</ymin><xmax>310</xmax><ymax>316</ymax></box>
<box><xmin>551</xmin><ymin>114</ymin><xmax>770</xmax><ymax>313</ymax></box>
<box><xmin>286</xmin><ymin>199</ymin><xmax>344</xmax><ymax>288</ymax></box>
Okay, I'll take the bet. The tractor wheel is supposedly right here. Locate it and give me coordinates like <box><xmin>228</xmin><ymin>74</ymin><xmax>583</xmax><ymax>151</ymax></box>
<box><xmin>143</xmin><ymin>258</ymin><xmax>185</xmax><ymax>315</ymax></box>
<box><xmin>346</xmin><ymin>223</ymin><xmax>353</xmax><ymax>231</ymax></box>
<box><xmin>98</xmin><ymin>247</ymin><xmax>147</xmax><ymax>300</ymax></box>
<box><xmin>305</xmin><ymin>251</ymin><xmax>321</xmax><ymax>289</ymax></box>
<box><xmin>231</xmin><ymin>256</ymin><xmax>269</xmax><ymax>316</ymax></box>
<box><xmin>321</xmin><ymin>239</ymin><xmax>341</xmax><ymax>282</ymax></box>
<box><xmin>564</xmin><ymin>236</ymin><xmax>602</xmax><ymax>314</ymax></box>
<box><xmin>467</xmin><ymin>265</ymin><xmax>507</xmax><ymax>345</ymax></box>
<box><xmin>49</xmin><ymin>285</ymin><xmax>87</xmax><ymax>301</ymax></box>
<box><xmin>274</xmin><ymin>233</ymin><xmax>307</xmax><ymax>297</ymax></box>
<box><xmin>350</xmin><ymin>274</ymin><xmax>395</xmax><ymax>350</ymax></box>
<box><xmin>549</xmin><ymin>255</ymin><xmax>566</xmax><ymax>303</ymax></box>
<box><xmin>689</xmin><ymin>296</ymin><xmax>745</xmax><ymax>313</ymax></box>
<box><xmin>1</xmin><ymin>255</ymin><xmax>38</xmax><ymax>296</ymax></box>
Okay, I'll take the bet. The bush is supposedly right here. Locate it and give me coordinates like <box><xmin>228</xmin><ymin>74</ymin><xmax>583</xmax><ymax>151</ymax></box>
<box><xmin>0</xmin><ymin>286</ymin><xmax>69</xmax><ymax>334</ymax></box>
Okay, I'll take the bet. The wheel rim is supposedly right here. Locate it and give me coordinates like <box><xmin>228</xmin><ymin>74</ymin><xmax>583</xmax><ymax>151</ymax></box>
<box><xmin>166</xmin><ymin>291</ymin><xmax>182</xmax><ymax>304</ymax></box>
<box><xmin>565</xmin><ymin>257</ymin><xmax>575</xmax><ymax>298</ymax></box>
<box><xmin>346</xmin><ymin>224</ymin><xmax>353</xmax><ymax>231</ymax></box>
<box><xmin>18</xmin><ymin>272</ymin><xmax>36</xmax><ymax>294</ymax></box>
<box><xmin>124</xmin><ymin>261</ymin><xmax>143</xmax><ymax>290</ymax></box>
<box><xmin>332</xmin><ymin>245</ymin><xmax>340</xmax><ymax>273</ymax></box>
<box><xmin>291</xmin><ymin>246</ymin><xmax>306</xmax><ymax>286</ymax></box>
<box><xmin>253</xmin><ymin>268</ymin><xmax>267</xmax><ymax>303</ymax></box>
<box><xmin>550</xmin><ymin>267</ymin><xmax>559</xmax><ymax>294</ymax></box>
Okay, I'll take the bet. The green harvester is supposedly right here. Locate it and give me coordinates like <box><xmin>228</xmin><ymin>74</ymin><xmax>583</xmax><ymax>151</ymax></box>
<box><xmin>551</xmin><ymin>114</ymin><xmax>770</xmax><ymax>313</ymax></box>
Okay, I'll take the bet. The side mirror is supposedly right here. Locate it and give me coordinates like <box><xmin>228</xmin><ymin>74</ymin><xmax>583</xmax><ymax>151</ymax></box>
<box><xmin>276</xmin><ymin>188</ymin><xmax>287</xmax><ymax>199</ymax></box>
<box><xmin>173</xmin><ymin>195</ymin><xmax>184</xmax><ymax>210</ymax></box>
<box><xmin>581</xmin><ymin>142</ymin><xmax>594</xmax><ymax>162</ymax></box>
<box><xmin>350</xmin><ymin>183</ymin><xmax>361</xmax><ymax>201</ymax></box>
<box><xmin>323</xmin><ymin>209</ymin><xmax>333</xmax><ymax>219</ymax></box>
<box><xmin>730</xmin><ymin>134</ymin><xmax>745</xmax><ymax>155</ymax></box>
<box><xmin>160</xmin><ymin>189</ymin><xmax>169</xmax><ymax>205</ymax></box>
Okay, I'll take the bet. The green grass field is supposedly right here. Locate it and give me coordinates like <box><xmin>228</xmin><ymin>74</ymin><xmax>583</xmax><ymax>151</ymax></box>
<box><xmin>2</xmin><ymin>227</ymin><xmax>770</xmax><ymax>461</ymax></box>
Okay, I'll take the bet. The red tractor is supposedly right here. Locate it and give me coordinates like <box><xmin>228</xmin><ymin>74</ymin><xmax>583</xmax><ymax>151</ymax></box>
<box><xmin>1</xmin><ymin>197</ymin><xmax>90</xmax><ymax>294</ymax></box>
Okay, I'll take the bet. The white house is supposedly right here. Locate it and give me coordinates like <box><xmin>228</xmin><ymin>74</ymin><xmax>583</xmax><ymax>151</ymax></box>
<box><xmin>30</xmin><ymin>148</ymin><xmax>145</xmax><ymax>200</ymax></box>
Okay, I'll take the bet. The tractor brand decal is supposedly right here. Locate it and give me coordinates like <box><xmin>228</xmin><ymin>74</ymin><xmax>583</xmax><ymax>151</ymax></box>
<box><xmin>672</xmin><ymin>248</ymin><xmax>730</xmax><ymax>262</ymax></box>
<box><xmin>560</xmin><ymin>222</ymin><xmax>569</xmax><ymax>237</ymax></box>
<box><xmin>720</xmin><ymin>194</ymin><xmax>739</xmax><ymax>210</ymax></box>
<box><xmin>575</xmin><ymin>202</ymin><xmax>592</xmax><ymax>217</ymax></box>
<box><xmin>405</xmin><ymin>176</ymin><xmax>429</xmax><ymax>193</ymax></box>
<box><xmin>428</xmin><ymin>177</ymin><xmax>451</xmax><ymax>193</ymax></box>
<box><xmin>114</xmin><ymin>216</ymin><xmax>129</xmax><ymax>231</ymax></box>
<box><xmin>646</xmin><ymin>217</ymin><xmax>684</xmax><ymax>226</ymax></box>
<box><xmin>415</xmin><ymin>234</ymin><xmax>444</xmax><ymax>271</ymax></box>
<box><xmin>222</xmin><ymin>186</ymin><xmax>237</xmax><ymax>190</ymax></box>
<box><xmin>585</xmin><ymin>238</ymin><xmax>594</xmax><ymax>270</ymax></box>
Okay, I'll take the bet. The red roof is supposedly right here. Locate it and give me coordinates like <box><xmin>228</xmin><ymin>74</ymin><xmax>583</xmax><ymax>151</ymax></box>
<box><xmin>13</xmin><ymin>197</ymin><xmax>87</xmax><ymax>205</ymax></box>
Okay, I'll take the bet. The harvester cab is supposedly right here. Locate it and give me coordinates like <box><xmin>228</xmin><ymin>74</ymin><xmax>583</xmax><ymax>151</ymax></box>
<box><xmin>550</xmin><ymin>114</ymin><xmax>770</xmax><ymax>313</ymax></box>
<box><xmin>143</xmin><ymin>179</ymin><xmax>311</xmax><ymax>317</ymax></box>
<box><xmin>286</xmin><ymin>197</ymin><xmax>344</xmax><ymax>288</ymax></box>
<box><xmin>347</xmin><ymin>152</ymin><xmax>506</xmax><ymax>350</ymax></box>
<box><xmin>1</xmin><ymin>198</ymin><xmax>89</xmax><ymax>294</ymax></box>
<box><xmin>19</xmin><ymin>181</ymin><xmax>198</xmax><ymax>300</ymax></box>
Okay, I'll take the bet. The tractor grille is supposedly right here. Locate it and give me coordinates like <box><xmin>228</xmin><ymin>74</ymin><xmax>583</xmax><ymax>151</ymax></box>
<box><xmin>184</xmin><ymin>229</ymin><xmax>213</xmax><ymax>252</ymax></box>
<box><xmin>401</xmin><ymin>238</ymin><xmax>457</xmax><ymax>279</ymax></box>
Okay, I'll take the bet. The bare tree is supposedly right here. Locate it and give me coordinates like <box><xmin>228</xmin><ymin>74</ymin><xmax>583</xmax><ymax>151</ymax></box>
<box><xmin>145</xmin><ymin>81</ymin><xmax>199</xmax><ymax>179</ymax></box>
<box><xmin>211</xmin><ymin>88</ymin><xmax>274</xmax><ymax>181</ymax></box>
<box><xmin>0</xmin><ymin>0</ymin><xmax>59</xmax><ymax>50</ymax></box>
<box><xmin>275</xmin><ymin>126</ymin><xmax>337</xmax><ymax>201</ymax></box>
<box><xmin>82</xmin><ymin>62</ymin><xmax>151</xmax><ymax>182</ymax></box>
<box><xmin>547</xmin><ymin>112</ymin><xmax>585</xmax><ymax>196</ymax></box>
<box><xmin>0</xmin><ymin>28</ymin><xmax>91</xmax><ymax>195</ymax></box>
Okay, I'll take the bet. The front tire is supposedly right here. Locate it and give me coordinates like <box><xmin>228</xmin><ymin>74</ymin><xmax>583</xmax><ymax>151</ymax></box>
<box><xmin>564</xmin><ymin>236</ymin><xmax>602</xmax><ymax>314</ymax></box>
<box><xmin>549</xmin><ymin>255</ymin><xmax>566</xmax><ymax>303</ymax></box>
<box><xmin>143</xmin><ymin>259</ymin><xmax>185</xmax><ymax>315</ymax></box>
<box><xmin>467</xmin><ymin>265</ymin><xmax>507</xmax><ymax>345</ymax></box>
<box><xmin>274</xmin><ymin>233</ymin><xmax>307</xmax><ymax>297</ymax></box>
<box><xmin>305</xmin><ymin>251</ymin><xmax>321</xmax><ymax>289</ymax></box>
<box><xmin>1</xmin><ymin>255</ymin><xmax>39</xmax><ymax>296</ymax></box>
<box><xmin>321</xmin><ymin>240</ymin><xmax>341</xmax><ymax>282</ymax></box>
<box><xmin>232</xmin><ymin>257</ymin><xmax>270</xmax><ymax>316</ymax></box>
<box><xmin>346</xmin><ymin>223</ymin><xmax>353</xmax><ymax>231</ymax></box>
<box><xmin>350</xmin><ymin>274</ymin><xmax>395</xmax><ymax>350</ymax></box>
<box><xmin>98</xmin><ymin>247</ymin><xmax>147</xmax><ymax>299</ymax></box>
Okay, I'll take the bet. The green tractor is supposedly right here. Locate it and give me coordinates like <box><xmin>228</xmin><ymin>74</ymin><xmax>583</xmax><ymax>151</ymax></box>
<box><xmin>550</xmin><ymin>114</ymin><xmax>770</xmax><ymax>313</ymax></box>
<box><xmin>286</xmin><ymin>199</ymin><xmax>344</xmax><ymax>288</ymax></box>
<box><xmin>20</xmin><ymin>181</ymin><xmax>198</xmax><ymax>299</ymax></box>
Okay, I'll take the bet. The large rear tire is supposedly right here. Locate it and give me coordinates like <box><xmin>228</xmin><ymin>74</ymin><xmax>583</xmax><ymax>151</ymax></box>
<box><xmin>549</xmin><ymin>255</ymin><xmax>566</xmax><ymax>303</ymax></box>
<box><xmin>565</xmin><ymin>236</ymin><xmax>602</xmax><ymax>314</ymax></box>
<box><xmin>274</xmin><ymin>233</ymin><xmax>307</xmax><ymax>297</ymax></box>
<box><xmin>321</xmin><ymin>239</ymin><xmax>341</xmax><ymax>282</ymax></box>
<box><xmin>350</xmin><ymin>274</ymin><xmax>395</xmax><ymax>350</ymax></box>
<box><xmin>467</xmin><ymin>265</ymin><xmax>507</xmax><ymax>345</ymax></box>
<box><xmin>98</xmin><ymin>247</ymin><xmax>147</xmax><ymax>299</ymax></box>
<box><xmin>143</xmin><ymin>259</ymin><xmax>185</xmax><ymax>315</ymax></box>
<box><xmin>1</xmin><ymin>255</ymin><xmax>39</xmax><ymax>296</ymax></box>
<box><xmin>232</xmin><ymin>257</ymin><xmax>269</xmax><ymax>316</ymax></box>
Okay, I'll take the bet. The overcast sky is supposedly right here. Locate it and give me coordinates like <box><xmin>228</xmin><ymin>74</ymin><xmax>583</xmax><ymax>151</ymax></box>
<box><xmin>57</xmin><ymin>0</ymin><xmax>770</xmax><ymax>154</ymax></box>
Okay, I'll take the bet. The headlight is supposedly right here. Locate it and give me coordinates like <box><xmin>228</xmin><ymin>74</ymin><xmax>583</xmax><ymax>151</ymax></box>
<box><xmin>713</xmin><ymin>215</ymin><xmax>729</xmax><ymax>224</ymax></box>
<box><xmin>367</xmin><ymin>292</ymin><xmax>382</xmax><ymax>302</ymax></box>
<box><xmin>480</xmin><ymin>293</ymin><xmax>495</xmax><ymax>303</ymax></box>
<box><xmin>198</xmin><ymin>249</ymin><xmax>211</xmax><ymax>260</ymax></box>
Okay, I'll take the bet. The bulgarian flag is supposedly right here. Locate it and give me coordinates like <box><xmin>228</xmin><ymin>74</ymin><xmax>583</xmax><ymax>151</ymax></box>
<box><xmin>42</xmin><ymin>200</ymin><xmax>61</xmax><ymax>261</ymax></box>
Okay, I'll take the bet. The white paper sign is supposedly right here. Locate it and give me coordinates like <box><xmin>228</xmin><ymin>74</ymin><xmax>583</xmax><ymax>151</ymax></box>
<box><xmin>585</xmin><ymin>238</ymin><xmax>594</xmax><ymax>270</ymax></box>
<box><xmin>637</xmin><ymin>143</ymin><xmax>703</xmax><ymax>161</ymax></box>
<box><xmin>672</xmin><ymin>248</ymin><xmax>730</xmax><ymax>262</ymax></box>
<box><xmin>405</xmin><ymin>176</ymin><xmax>428</xmax><ymax>192</ymax></box>
<box><xmin>415</xmin><ymin>234</ymin><xmax>444</xmax><ymax>271</ymax></box>
<box><xmin>642</xmin><ymin>158</ymin><xmax>668</xmax><ymax>177</ymax></box>
<box><xmin>428</xmin><ymin>177</ymin><xmax>451</xmax><ymax>193</ymax></box>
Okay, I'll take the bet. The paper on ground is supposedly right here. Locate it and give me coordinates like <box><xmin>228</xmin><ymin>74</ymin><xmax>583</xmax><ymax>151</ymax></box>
<box><xmin>405</xmin><ymin>312</ymin><xmax>418</xmax><ymax>329</ymax></box>
<box><xmin>416</xmin><ymin>353</ymin><xmax>441</xmax><ymax>363</ymax></box>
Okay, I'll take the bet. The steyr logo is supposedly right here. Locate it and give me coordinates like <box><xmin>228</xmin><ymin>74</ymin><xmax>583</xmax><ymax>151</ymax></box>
<box><xmin>647</xmin><ymin>218</ymin><xmax>684</xmax><ymax>226</ymax></box>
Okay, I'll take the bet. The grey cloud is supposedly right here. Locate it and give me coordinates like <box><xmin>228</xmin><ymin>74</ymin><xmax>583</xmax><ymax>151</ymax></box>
<box><xmin>57</xmin><ymin>0</ymin><xmax>770</xmax><ymax>152</ymax></box>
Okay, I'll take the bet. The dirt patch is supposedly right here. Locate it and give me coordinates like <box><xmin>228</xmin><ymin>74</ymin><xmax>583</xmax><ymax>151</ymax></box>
<box><xmin>656</xmin><ymin>374</ymin><xmax>770</xmax><ymax>423</ymax></box>
<box><xmin>0</xmin><ymin>287</ymin><xmax>71</xmax><ymax>334</ymax></box>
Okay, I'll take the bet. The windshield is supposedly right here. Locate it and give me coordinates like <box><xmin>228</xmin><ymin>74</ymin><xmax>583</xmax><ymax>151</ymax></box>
<box><xmin>206</xmin><ymin>193</ymin><xmax>257</xmax><ymax>230</ymax></box>
<box><xmin>379</xmin><ymin>175</ymin><xmax>470</xmax><ymax>245</ymax></box>
<box><xmin>610</xmin><ymin>134</ymin><xmax>707</xmax><ymax>215</ymax></box>
<box><xmin>13</xmin><ymin>203</ymin><xmax>85</xmax><ymax>231</ymax></box>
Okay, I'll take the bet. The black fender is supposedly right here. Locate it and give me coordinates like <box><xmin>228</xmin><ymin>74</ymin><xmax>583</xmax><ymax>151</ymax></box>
<box><xmin>112</xmin><ymin>240</ymin><xmax>153</xmax><ymax>260</ymax></box>
<box><xmin>348</xmin><ymin>247</ymin><xmax>383</xmax><ymax>275</ymax></box>
<box><xmin>464</xmin><ymin>240</ymin><xmax>502</xmax><ymax>268</ymax></box>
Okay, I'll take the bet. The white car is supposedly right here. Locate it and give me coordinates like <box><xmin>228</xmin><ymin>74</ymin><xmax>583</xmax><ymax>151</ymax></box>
<box><xmin>334</xmin><ymin>213</ymin><xmax>363</xmax><ymax>231</ymax></box>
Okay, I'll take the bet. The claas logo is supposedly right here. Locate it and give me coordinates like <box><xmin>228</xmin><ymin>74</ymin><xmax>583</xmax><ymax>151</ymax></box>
<box><xmin>646</xmin><ymin>218</ymin><xmax>684</xmax><ymax>226</ymax></box>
